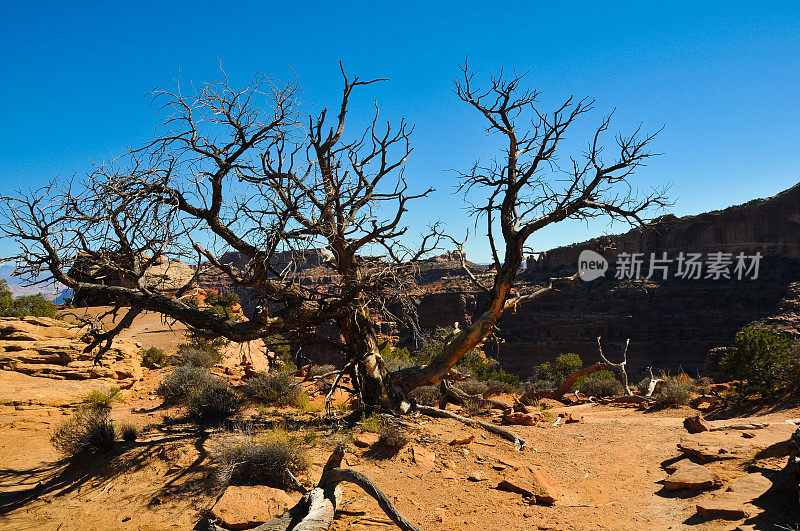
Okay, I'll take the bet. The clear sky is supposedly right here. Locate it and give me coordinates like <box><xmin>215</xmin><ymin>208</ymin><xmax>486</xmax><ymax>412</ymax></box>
<box><xmin>1</xmin><ymin>1</ymin><xmax>799</xmax><ymax>263</ymax></box>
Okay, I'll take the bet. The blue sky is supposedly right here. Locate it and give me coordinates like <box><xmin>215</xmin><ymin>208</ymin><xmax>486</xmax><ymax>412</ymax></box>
<box><xmin>1</xmin><ymin>1</ymin><xmax>799</xmax><ymax>263</ymax></box>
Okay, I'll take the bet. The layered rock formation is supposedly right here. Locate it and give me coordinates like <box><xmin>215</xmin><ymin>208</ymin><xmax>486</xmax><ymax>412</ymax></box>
<box><xmin>0</xmin><ymin>316</ymin><xmax>143</xmax><ymax>387</ymax></box>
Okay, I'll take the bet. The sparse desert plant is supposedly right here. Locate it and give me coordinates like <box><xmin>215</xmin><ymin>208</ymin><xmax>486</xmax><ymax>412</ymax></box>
<box><xmin>463</xmin><ymin>398</ymin><xmax>488</xmax><ymax>416</ymax></box>
<box><xmin>653</xmin><ymin>379</ymin><xmax>693</xmax><ymax>407</ymax></box>
<box><xmin>117</xmin><ymin>423</ymin><xmax>139</xmax><ymax>442</ymax></box>
<box><xmin>142</xmin><ymin>346</ymin><xmax>169</xmax><ymax>369</ymax></box>
<box><xmin>187</xmin><ymin>379</ymin><xmax>240</xmax><ymax>424</ymax></box>
<box><xmin>377</xmin><ymin>423</ymin><xmax>408</xmax><ymax>454</ymax></box>
<box><xmin>575</xmin><ymin>370</ymin><xmax>623</xmax><ymax>397</ymax></box>
<box><xmin>216</xmin><ymin>430</ymin><xmax>309</xmax><ymax>488</ymax></box>
<box><xmin>483</xmin><ymin>379</ymin><xmax>518</xmax><ymax>394</ymax></box>
<box><xmin>455</xmin><ymin>379</ymin><xmax>488</xmax><ymax>395</ymax></box>
<box><xmin>172</xmin><ymin>347</ymin><xmax>224</xmax><ymax>368</ymax></box>
<box><xmin>360</xmin><ymin>413</ymin><xmax>382</xmax><ymax>433</ymax></box>
<box><xmin>721</xmin><ymin>326</ymin><xmax>798</xmax><ymax>395</ymax></box>
<box><xmin>408</xmin><ymin>384</ymin><xmax>440</xmax><ymax>406</ymax></box>
<box><xmin>242</xmin><ymin>371</ymin><xmax>301</xmax><ymax>406</ymax></box>
<box><xmin>156</xmin><ymin>366</ymin><xmax>217</xmax><ymax>403</ymax></box>
<box><xmin>295</xmin><ymin>392</ymin><xmax>321</xmax><ymax>413</ymax></box>
<box><xmin>51</xmin><ymin>406</ymin><xmax>116</xmax><ymax>457</ymax></box>
<box><xmin>83</xmin><ymin>386</ymin><xmax>123</xmax><ymax>409</ymax></box>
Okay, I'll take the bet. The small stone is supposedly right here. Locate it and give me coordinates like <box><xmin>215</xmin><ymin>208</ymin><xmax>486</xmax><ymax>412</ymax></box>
<box><xmin>497</xmin><ymin>466</ymin><xmax>558</xmax><ymax>505</ymax></box>
<box><xmin>741</xmin><ymin>431</ymin><xmax>755</xmax><ymax>439</ymax></box>
<box><xmin>441</xmin><ymin>469</ymin><xmax>457</xmax><ymax>480</ymax></box>
<box><xmin>565</xmin><ymin>413</ymin><xmax>582</xmax><ymax>424</ymax></box>
<box><xmin>684</xmin><ymin>414</ymin><xmax>711</xmax><ymax>434</ymax></box>
<box><xmin>353</xmin><ymin>433</ymin><xmax>380</xmax><ymax>448</ymax></box>
<box><xmin>502</xmin><ymin>412</ymin><xmax>541</xmax><ymax>426</ymax></box>
<box><xmin>411</xmin><ymin>446</ymin><xmax>435</xmax><ymax>469</ymax></box>
<box><xmin>449</xmin><ymin>434</ymin><xmax>475</xmax><ymax>446</ymax></box>
<box><xmin>468</xmin><ymin>470</ymin><xmax>487</xmax><ymax>482</ymax></box>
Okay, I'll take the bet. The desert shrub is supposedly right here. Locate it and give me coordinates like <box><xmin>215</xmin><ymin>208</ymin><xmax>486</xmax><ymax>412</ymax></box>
<box><xmin>156</xmin><ymin>366</ymin><xmax>217</xmax><ymax>403</ymax></box>
<box><xmin>531</xmin><ymin>353</ymin><xmax>583</xmax><ymax>387</ymax></box>
<box><xmin>463</xmin><ymin>398</ymin><xmax>488</xmax><ymax>415</ymax></box>
<box><xmin>575</xmin><ymin>370</ymin><xmax>623</xmax><ymax>397</ymax></box>
<box><xmin>360</xmin><ymin>413</ymin><xmax>382</xmax><ymax>433</ymax></box>
<box><xmin>0</xmin><ymin>280</ymin><xmax>61</xmax><ymax>319</ymax></box>
<box><xmin>83</xmin><ymin>387</ymin><xmax>122</xmax><ymax>409</ymax></box>
<box><xmin>216</xmin><ymin>430</ymin><xmax>309</xmax><ymax>488</ymax></box>
<box><xmin>459</xmin><ymin>349</ymin><xmax>520</xmax><ymax>388</ymax></box>
<box><xmin>455</xmin><ymin>378</ymin><xmax>488</xmax><ymax>396</ymax></box>
<box><xmin>295</xmin><ymin>392</ymin><xmax>321</xmax><ymax>413</ymax></box>
<box><xmin>142</xmin><ymin>346</ymin><xmax>168</xmax><ymax>369</ymax></box>
<box><xmin>242</xmin><ymin>371</ymin><xmax>301</xmax><ymax>406</ymax></box>
<box><xmin>380</xmin><ymin>343</ymin><xmax>415</xmax><ymax>371</ymax></box>
<box><xmin>187</xmin><ymin>379</ymin><xmax>240</xmax><ymax>423</ymax></box>
<box><xmin>51</xmin><ymin>406</ymin><xmax>116</xmax><ymax>457</ymax></box>
<box><xmin>265</xmin><ymin>334</ymin><xmax>296</xmax><ymax>371</ymax></box>
<box><xmin>117</xmin><ymin>423</ymin><xmax>139</xmax><ymax>442</ymax></box>
<box><xmin>483</xmin><ymin>379</ymin><xmax>518</xmax><ymax>394</ymax></box>
<box><xmin>377</xmin><ymin>424</ymin><xmax>408</xmax><ymax>453</ymax></box>
<box><xmin>653</xmin><ymin>379</ymin><xmax>693</xmax><ymax>407</ymax></box>
<box><xmin>172</xmin><ymin>347</ymin><xmax>223</xmax><ymax>368</ymax></box>
<box><xmin>408</xmin><ymin>385</ymin><xmax>441</xmax><ymax>406</ymax></box>
<box><xmin>721</xmin><ymin>326</ymin><xmax>798</xmax><ymax>395</ymax></box>
<box><xmin>519</xmin><ymin>378</ymin><xmax>555</xmax><ymax>394</ymax></box>
<box><xmin>205</xmin><ymin>291</ymin><xmax>240</xmax><ymax>316</ymax></box>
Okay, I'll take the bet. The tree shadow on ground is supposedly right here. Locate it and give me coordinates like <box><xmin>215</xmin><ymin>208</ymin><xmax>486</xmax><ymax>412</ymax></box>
<box><xmin>704</xmin><ymin>390</ymin><xmax>800</xmax><ymax>421</ymax></box>
<box><xmin>0</xmin><ymin>425</ymin><xmax>202</xmax><ymax>516</ymax></box>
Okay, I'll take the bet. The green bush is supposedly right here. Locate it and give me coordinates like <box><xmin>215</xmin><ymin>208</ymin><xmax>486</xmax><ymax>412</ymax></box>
<box><xmin>531</xmin><ymin>353</ymin><xmax>583</xmax><ymax>386</ymax></box>
<box><xmin>242</xmin><ymin>372</ymin><xmax>301</xmax><ymax>406</ymax></box>
<box><xmin>721</xmin><ymin>326</ymin><xmax>798</xmax><ymax>395</ymax></box>
<box><xmin>653</xmin><ymin>379</ymin><xmax>693</xmax><ymax>407</ymax></box>
<box><xmin>156</xmin><ymin>366</ymin><xmax>217</xmax><ymax>403</ymax></box>
<box><xmin>575</xmin><ymin>370</ymin><xmax>622</xmax><ymax>397</ymax></box>
<box><xmin>187</xmin><ymin>379</ymin><xmax>240</xmax><ymax>423</ymax></box>
<box><xmin>172</xmin><ymin>347</ymin><xmax>224</xmax><ymax>368</ymax></box>
<box><xmin>51</xmin><ymin>406</ymin><xmax>116</xmax><ymax>457</ymax></box>
<box><xmin>83</xmin><ymin>387</ymin><xmax>123</xmax><ymax>409</ymax></box>
<box><xmin>142</xmin><ymin>346</ymin><xmax>168</xmax><ymax>369</ymax></box>
<box><xmin>0</xmin><ymin>280</ymin><xmax>61</xmax><ymax>319</ymax></box>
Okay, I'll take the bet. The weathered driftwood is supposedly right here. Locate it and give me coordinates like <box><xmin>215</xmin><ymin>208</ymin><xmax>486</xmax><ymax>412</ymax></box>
<box><xmin>210</xmin><ymin>446</ymin><xmax>420</xmax><ymax>531</ymax></box>
<box><xmin>416</xmin><ymin>404</ymin><xmax>526</xmax><ymax>451</ymax></box>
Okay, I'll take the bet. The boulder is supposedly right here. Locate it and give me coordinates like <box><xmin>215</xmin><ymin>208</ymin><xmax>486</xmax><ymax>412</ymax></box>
<box><xmin>467</xmin><ymin>470</ymin><xmax>487</xmax><ymax>482</ymax></box>
<box><xmin>353</xmin><ymin>433</ymin><xmax>380</xmax><ymax>448</ymax></box>
<box><xmin>449</xmin><ymin>435</ymin><xmax>475</xmax><ymax>446</ymax></box>
<box><xmin>497</xmin><ymin>466</ymin><xmax>558</xmax><ymax>505</ymax></box>
<box><xmin>209</xmin><ymin>486</ymin><xmax>294</xmax><ymax>530</ymax></box>
<box><xmin>695</xmin><ymin>474</ymin><xmax>771</xmax><ymax>521</ymax></box>
<box><xmin>677</xmin><ymin>435</ymin><xmax>748</xmax><ymax>463</ymax></box>
<box><xmin>684</xmin><ymin>414</ymin><xmax>711</xmax><ymax>434</ymax></box>
<box><xmin>664</xmin><ymin>464</ymin><xmax>722</xmax><ymax>491</ymax></box>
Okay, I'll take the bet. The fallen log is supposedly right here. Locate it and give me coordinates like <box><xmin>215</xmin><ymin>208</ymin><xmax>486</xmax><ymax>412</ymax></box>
<box><xmin>416</xmin><ymin>404</ymin><xmax>527</xmax><ymax>451</ymax></box>
<box><xmin>209</xmin><ymin>446</ymin><xmax>420</xmax><ymax>531</ymax></box>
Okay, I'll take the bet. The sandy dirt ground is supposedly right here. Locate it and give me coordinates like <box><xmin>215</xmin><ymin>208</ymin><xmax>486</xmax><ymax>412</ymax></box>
<box><xmin>1</xmin><ymin>312</ymin><xmax>798</xmax><ymax>530</ymax></box>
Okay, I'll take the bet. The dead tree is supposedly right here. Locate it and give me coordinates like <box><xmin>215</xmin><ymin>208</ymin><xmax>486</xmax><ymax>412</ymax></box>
<box><xmin>0</xmin><ymin>62</ymin><xmax>667</xmax><ymax>416</ymax></box>
<box><xmin>210</xmin><ymin>445</ymin><xmax>420</xmax><ymax>531</ymax></box>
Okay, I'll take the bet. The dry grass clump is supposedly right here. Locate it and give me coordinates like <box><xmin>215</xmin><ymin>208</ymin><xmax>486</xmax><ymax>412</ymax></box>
<box><xmin>187</xmin><ymin>379</ymin><xmax>240</xmax><ymax>424</ymax></box>
<box><xmin>455</xmin><ymin>379</ymin><xmax>488</xmax><ymax>395</ymax></box>
<box><xmin>172</xmin><ymin>347</ymin><xmax>223</xmax><ymax>368</ymax></box>
<box><xmin>216</xmin><ymin>430</ymin><xmax>309</xmax><ymax>489</ymax></box>
<box><xmin>409</xmin><ymin>385</ymin><xmax>440</xmax><ymax>406</ymax></box>
<box><xmin>242</xmin><ymin>371</ymin><xmax>302</xmax><ymax>406</ymax></box>
<box><xmin>117</xmin><ymin>423</ymin><xmax>139</xmax><ymax>442</ymax></box>
<box><xmin>51</xmin><ymin>406</ymin><xmax>116</xmax><ymax>457</ymax></box>
<box><xmin>653</xmin><ymin>378</ymin><xmax>695</xmax><ymax>407</ymax></box>
<box><xmin>156</xmin><ymin>366</ymin><xmax>217</xmax><ymax>403</ymax></box>
<box><xmin>377</xmin><ymin>424</ymin><xmax>408</xmax><ymax>454</ymax></box>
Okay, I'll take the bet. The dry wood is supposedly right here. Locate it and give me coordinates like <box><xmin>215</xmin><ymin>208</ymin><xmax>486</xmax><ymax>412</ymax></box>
<box><xmin>212</xmin><ymin>446</ymin><xmax>419</xmax><ymax>531</ymax></box>
<box><xmin>416</xmin><ymin>404</ymin><xmax>526</xmax><ymax>451</ymax></box>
